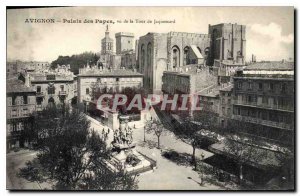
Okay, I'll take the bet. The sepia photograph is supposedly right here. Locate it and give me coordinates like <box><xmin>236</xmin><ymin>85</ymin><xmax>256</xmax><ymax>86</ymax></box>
<box><xmin>6</xmin><ymin>6</ymin><xmax>295</xmax><ymax>191</ymax></box>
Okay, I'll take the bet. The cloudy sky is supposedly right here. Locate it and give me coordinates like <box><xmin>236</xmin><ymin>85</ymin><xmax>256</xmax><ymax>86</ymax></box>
<box><xmin>7</xmin><ymin>7</ymin><xmax>294</xmax><ymax>62</ymax></box>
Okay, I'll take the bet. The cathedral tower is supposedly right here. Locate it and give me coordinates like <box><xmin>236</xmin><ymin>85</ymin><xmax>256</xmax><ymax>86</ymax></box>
<box><xmin>101</xmin><ymin>25</ymin><xmax>114</xmax><ymax>55</ymax></box>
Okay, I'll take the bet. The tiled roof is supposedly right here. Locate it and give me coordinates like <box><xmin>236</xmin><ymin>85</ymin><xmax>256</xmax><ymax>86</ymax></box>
<box><xmin>245</xmin><ymin>61</ymin><xmax>294</xmax><ymax>71</ymax></box>
<box><xmin>28</xmin><ymin>72</ymin><xmax>75</xmax><ymax>81</ymax></box>
<box><xmin>6</xmin><ymin>78</ymin><xmax>35</xmax><ymax>93</ymax></box>
<box><xmin>78</xmin><ymin>69</ymin><xmax>143</xmax><ymax>77</ymax></box>
<box><xmin>190</xmin><ymin>45</ymin><xmax>203</xmax><ymax>59</ymax></box>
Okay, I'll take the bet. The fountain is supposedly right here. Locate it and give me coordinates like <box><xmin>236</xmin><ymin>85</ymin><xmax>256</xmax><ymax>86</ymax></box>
<box><xmin>107</xmin><ymin>115</ymin><xmax>156</xmax><ymax>175</ymax></box>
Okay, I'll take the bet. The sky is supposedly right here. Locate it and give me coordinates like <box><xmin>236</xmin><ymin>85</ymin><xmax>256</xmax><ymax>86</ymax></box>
<box><xmin>7</xmin><ymin>7</ymin><xmax>294</xmax><ymax>62</ymax></box>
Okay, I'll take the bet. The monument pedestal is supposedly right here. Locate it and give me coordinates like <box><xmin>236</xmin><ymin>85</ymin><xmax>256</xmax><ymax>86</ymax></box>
<box><xmin>106</xmin><ymin>115</ymin><xmax>156</xmax><ymax>175</ymax></box>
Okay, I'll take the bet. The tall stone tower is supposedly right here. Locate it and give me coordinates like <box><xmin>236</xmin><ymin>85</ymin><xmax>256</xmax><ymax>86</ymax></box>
<box><xmin>115</xmin><ymin>32</ymin><xmax>134</xmax><ymax>55</ymax></box>
<box><xmin>101</xmin><ymin>25</ymin><xmax>114</xmax><ymax>55</ymax></box>
<box><xmin>208</xmin><ymin>23</ymin><xmax>246</xmax><ymax>65</ymax></box>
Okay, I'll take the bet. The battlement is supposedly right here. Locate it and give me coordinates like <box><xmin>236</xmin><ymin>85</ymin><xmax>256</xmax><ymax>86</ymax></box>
<box><xmin>168</xmin><ymin>31</ymin><xmax>210</xmax><ymax>39</ymax></box>
<box><xmin>115</xmin><ymin>32</ymin><xmax>134</xmax><ymax>38</ymax></box>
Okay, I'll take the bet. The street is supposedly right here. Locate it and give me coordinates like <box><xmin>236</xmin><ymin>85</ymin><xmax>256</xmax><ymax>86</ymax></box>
<box><xmin>6</xmin><ymin>114</ymin><xmax>227</xmax><ymax>190</ymax></box>
<box><xmin>6</xmin><ymin>150</ymin><xmax>40</xmax><ymax>190</ymax></box>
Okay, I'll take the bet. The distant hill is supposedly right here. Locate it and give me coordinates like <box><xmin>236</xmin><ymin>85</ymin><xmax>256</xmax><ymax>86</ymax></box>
<box><xmin>51</xmin><ymin>52</ymin><xmax>99</xmax><ymax>74</ymax></box>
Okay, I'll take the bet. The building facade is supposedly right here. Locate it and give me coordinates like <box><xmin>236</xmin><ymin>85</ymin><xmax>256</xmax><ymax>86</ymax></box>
<box><xmin>6</xmin><ymin>78</ymin><xmax>36</xmax><ymax>149</ymax></box>
<box><xmin>213</xmin><ymin>59</ymin><xmax>245</xmax><ymax>84</ymax></box>
<box><xmin>120</xmin><ymin>50</ymin><xmax>137</xmax><ymax>69</ymax></box>
<box><xmin>115</xmin><ymin>32</ymin><xmax>135</xmax><ymax>54</ymax></box>
<box><xmin>231</xmin><ymin>61</ymin><xmax>294</xmax><ymax>143</ymax></box>
<box><xmin>77</xmin><ymin>66</ymin><xmax>143</xmax><ymax>103</ymax></box>
<box><xmin>101</xmin><ymin>25</ymin><xmax>114</xmax><ymax>55</ymax></box>
<box><xmin>22</xmin><ymin>65</ymin><xmax>77</xmax><ymax>111</ymax></box>
<box><xmin>138</xmin><ymin>31</ymin><xmax>210</xmax><ymax>94</ymax></box>
<box><xmin>7</xmin><ymin>61</ymin><xmax>50</xmax><ymax>78</ymax></box>
<box><xmin>218</xmin><ymin>83</ymin><xmax>233</xmax><ymax>128</ymax></box>
<box><xmin>98</xmin><ymin>26</ymin><xmax>122</xmax><ymax>69</ymax></box>
<box><xmin>208</xmin><ymin>23</ymin><xmax>246</xmax><ymax>66</ymax></box>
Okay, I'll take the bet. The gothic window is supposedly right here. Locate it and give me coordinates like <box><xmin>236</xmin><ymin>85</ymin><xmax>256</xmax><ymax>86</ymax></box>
<box><xmin>172</xmin><ymin>45</ymin><xmax>180</xmax><ymax>68</ymax></box>
<box><xmin>147</xmin><ymin>43</ymin><xmax>152</xmax><ymax>68</ymax></box>
<box><xmin>141</xmin><ymin>44</ymin><xmax>145</xmax><ymax>72</ymax></box>
<box><xmin>204</xmin><ymin>47</ymin><xmax>210</xmax><ymax>56</ymax></box>
<box><xmin>183</xmin><ymin>46</ymin><xmax>189</xmax><ymax>66</ymax></box>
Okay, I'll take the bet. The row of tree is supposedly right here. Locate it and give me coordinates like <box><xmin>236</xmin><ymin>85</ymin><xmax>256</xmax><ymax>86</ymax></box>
<box><xmin>146</xmin><ymin>107</ymin><xmax>294</xmax><ymax>188</ymax></box>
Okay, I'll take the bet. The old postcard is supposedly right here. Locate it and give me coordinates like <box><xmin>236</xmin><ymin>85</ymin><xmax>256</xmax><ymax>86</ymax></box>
<box><xmin>6</xmin><ymin>6</ymin><xmax>295</xmax><ymax>191</ymax></box>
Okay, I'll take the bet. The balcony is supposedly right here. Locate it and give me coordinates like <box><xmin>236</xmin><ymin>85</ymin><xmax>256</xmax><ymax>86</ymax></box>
<box><xmin>232</xmin><ymin>114</ymin><xmax>293</xmax><ymax>130</ymax></box>
<box><xmin>233</xmin><ymin>99</ymin><xmax>294</xmax><ymax>112</ymax></box>
<box><xmin>59</xmin><ymin>91</ymin><xmax>67</xmax><ymax>96</ymax></box>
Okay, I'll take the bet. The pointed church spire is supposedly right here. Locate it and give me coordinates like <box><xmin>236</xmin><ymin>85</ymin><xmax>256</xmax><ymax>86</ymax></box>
<box><xmin>105</xmin><ymin>25</ymin><xmax>109</xmax><ymax>38</ymax></box>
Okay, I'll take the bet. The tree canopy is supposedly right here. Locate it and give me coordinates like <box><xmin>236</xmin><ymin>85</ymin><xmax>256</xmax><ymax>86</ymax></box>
<box><xmin>30</xmin><ymin>105</ymin><xmax>137</xmax><ymax>190</ymax></box>
<box><xmin>51</xmin><ymin>52</ymin><xmax>99</xmax><ymax>74</ymax></box>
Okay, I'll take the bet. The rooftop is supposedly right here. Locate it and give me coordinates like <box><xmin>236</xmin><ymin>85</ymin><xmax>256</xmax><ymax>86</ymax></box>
<box><xmin>219</xmin><ymin>84</ymin><xmax>233</xmax><ymax>92</ymax></box>
<box><xmin>245</xmin><ymin>61</ymin><xmax>294</xmax><ymax>71</ymax></box>
<box><xmin>7</xmin><ymin>78</ymin><xmax>35</xmax><ymax>93</ymax></box>
<box><xmin>196</xmin><ymin>84</ymin><xmax>220</xmax><ymax>97</ymax></box>
<box><xmin>28</xmin><ymin>69</ymin><xmax>75</xmax><ymax>82</ymax></box>
<box><xmin>190</xmin><ymin>45</ymin><xmax>203</xmax><ymax>59</ymax></box>
<box><xmin>78</xmin><ymin>68</ymin><xmax>143</xmax><ymax>77</ymax></box>
<box><xmin>164</xmin><ymin>65</ymin><xmax>217</xmax><ymax>93</ymax></box>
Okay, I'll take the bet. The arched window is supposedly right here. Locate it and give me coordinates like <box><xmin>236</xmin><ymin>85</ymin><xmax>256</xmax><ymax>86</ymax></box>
<box><xmin>141</xmin><ymin>44</ymin><xmax>145</xmax><ymax>72</ymax></box>
<box><xmin>212</xmin><ymin>29</ymin><xmax>220</xmax><ymax>59</ymax></box>
<box><xmin>183</xmin><ymin>46</ymin><xmax>189</xmax><ymax>66</ymax></box>
<box><xmin>204</xmin><ymin>47</ymin><xmax>210</xmax><ymax>56</ymax></box>
<box><xmin>172</xmin><ymin>45</ymin><xmax>180</xmax><ymax>68</ymax></box>
<box><xmin>147</xmin><ymin>43</ymin><xmax>152</xmax><ymax>67</ymax></box>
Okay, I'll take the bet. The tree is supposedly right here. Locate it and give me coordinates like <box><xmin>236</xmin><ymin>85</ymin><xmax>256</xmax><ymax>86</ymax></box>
<box><xmin>31</xmin><ymin>105</ymin><xmax>137</xmax><ymax>190</ymax></box>
<box><xmin>273</xmin><ymin>136</ymin><xmax>294</xmax><ymax>189</ymax></box>
<box><xmin>180</xmin><ymin>117</ymin><xmax>204</xmax><ymax>170</ymax></box>
<box><xmin>82</xmin><ymin>163</ymin><xmax>138</xmax><ymax>190</ymax></box>
<box><xmin>146</xmin><ymin>119</ymin><xmax>165</xmax><ymax>149</ymax></box>
<box><xmin>222</xmin><ymin>122</ymin><xmax>267</xmax><ymax>184</ymax></box>
<box><xmin>143</xmin><ymin>119</ymin><xmax>153</xmax><ymax>142</ymax></box>
<box><xmin>34</xmin><ymin>105</ymin><xmax>90</xmax><ymax>189</ymax></box>
<box><xmin>192</xmin><ymin>108</ymin><xmax>219</xmax><ymax>132</ymax></box>
<box><xmin>51</xmin><ymin>52</ymin><xmax>100</xmax><ymax>74</ymax></box>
